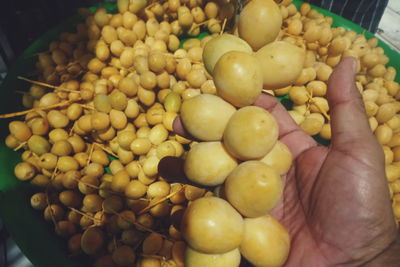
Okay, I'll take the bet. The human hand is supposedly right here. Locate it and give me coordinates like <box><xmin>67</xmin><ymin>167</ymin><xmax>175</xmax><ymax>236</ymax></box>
<box><xmin>252</xmin><ymin>57</ymin><xmax>399</xmax><ymax>266</ymax></box>
<box><xmin>163</xmin><ymin>57</ymin><xmax>400</xmax><ymax>266</ymax></box>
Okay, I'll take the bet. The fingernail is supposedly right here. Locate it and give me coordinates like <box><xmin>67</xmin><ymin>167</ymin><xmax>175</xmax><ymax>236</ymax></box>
<box><xmin>350</xmin><ymin>57</ymin><xmax>357</xmax><ymax>73</ymax></box>
<box><xmin>343</xmin><ymin>56</ymin><xmax>357</xmax><ymax>73</ymax></box>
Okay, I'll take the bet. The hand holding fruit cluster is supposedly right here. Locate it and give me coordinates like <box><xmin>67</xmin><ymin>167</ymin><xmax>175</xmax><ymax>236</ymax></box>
<box><xmin>179</xmin><ymin>15</ymin><xmax>296</xmax><ymax>265</ymax></box>
<box><xmin>5</xmin><ymin>0</ymin><xmax>400</xmax><ymax>266</ymax></box>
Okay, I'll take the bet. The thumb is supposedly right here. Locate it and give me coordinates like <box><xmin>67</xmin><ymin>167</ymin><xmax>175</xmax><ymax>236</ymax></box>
<box><xmin>327</xmin><ymin>57</ymin><xmax>375</xmax><ymax>148</ymax></box>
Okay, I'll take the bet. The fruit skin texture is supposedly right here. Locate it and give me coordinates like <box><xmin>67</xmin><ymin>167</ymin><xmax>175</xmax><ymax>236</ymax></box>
<box><xmin>213</xmin><ymin>51</ymin><xmax>263</xmax><ymax>107</ymax></box>
<box><xmin>81</xmin><ymin>227</ymin><xmax>105</xmax><ymax>255</ymax></box>
<box><xmin>238</xmin><ymin>0</ymin><xmax>282</xmax><ymax>51</ymax></box>
<box><xmin>240</xmin><ymin>215</ymin><xmax>290</xmax><ymax>267</ymax></box>
<box><xmin>255</xmin><ymin>41</ymin><xmax>306</xmax><ymax>89</ymax></box>
<box><xmin>180</xmin><ymin>94</ymin><xmax>236</xmax><ymax>141</ymax></box>
<box><xmin>260</xmin><ymin>140</ymin><xmax>292</xmax><ymax>175</ymax></box>
<box><xmin>184</xmin><ymin>142</ymin><xmax>238</xmax><ymax>186</ymax></box>
<box><xmin>225</xmin><ymin>161</ymin><xmax>283</xmax><ymax>217</ymax></box>
<box><xmin>223</xmin><ymin>106</ymin><xmax>278</xmax><ymax>160</ymax></box>
<box><xmin>185</xmin><ymin>246</ymin><xmax>241</xmax><ymax>267</ymax></box>
<box><xmin>202</xmin><ymin>33</ymin><xmax>253</xmax><ymax>74</ymax></box>
<box><xmin>181</xmin><ymin>197</ymin><xmax>244</xmax><ymax>254</ymax></box>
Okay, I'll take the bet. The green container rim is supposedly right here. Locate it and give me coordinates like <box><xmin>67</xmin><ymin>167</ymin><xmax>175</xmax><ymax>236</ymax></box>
<box><xmin>0</xmin><ymin>1</ymin><xmax>398</xmax><ymax>267</ymax></box>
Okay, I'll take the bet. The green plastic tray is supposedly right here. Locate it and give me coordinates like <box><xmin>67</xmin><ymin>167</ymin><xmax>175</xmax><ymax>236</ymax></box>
<box><xmin>0</xmin><ymin>1</ymin><xmax>398</xmax><ymax>266</ymax></box>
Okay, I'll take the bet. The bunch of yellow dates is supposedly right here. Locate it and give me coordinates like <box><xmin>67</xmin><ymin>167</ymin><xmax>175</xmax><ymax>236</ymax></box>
<box><xmin>3</xmin><ymin>0</ymin><xmax>400</xmax><ymax>266</ymax></box>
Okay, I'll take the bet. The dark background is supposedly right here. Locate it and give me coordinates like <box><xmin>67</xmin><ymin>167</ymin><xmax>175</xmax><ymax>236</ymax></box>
<box><xmin>0</xmin><ymin>0</ymin><xmax>98</xmax><ymax>72</ymax></box>
<box><xmin>0</xmin><ymin>0</ymin><xmax>388</xmax><ymax>69</ymax></box>
<box><xmin>0</xmin><ymin>1</ymin><xmax>100</xmax><ymax>266</ymax></box>
<box><xmin>0</xmin><ymin>0</ymin><xmax>387</xmax><ymax>73</ymax></box>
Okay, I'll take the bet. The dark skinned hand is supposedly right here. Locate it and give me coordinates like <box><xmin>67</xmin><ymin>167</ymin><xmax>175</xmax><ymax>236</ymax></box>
<box><xmin>164</xmin><ymin>57</ymin><xmax>400</xmax><ymax>266</ymax></box>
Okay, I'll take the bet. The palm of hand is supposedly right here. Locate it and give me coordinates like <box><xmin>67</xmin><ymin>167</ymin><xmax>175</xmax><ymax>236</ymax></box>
<box><xmin>256</xmin><ymin>58</ymin><xmax>396</xmax><ymax>266</ymax></box>
<box><xmin>273</xmin><ymin>139</ymin><xmax>394</xmax><ymax>266</ymax></box>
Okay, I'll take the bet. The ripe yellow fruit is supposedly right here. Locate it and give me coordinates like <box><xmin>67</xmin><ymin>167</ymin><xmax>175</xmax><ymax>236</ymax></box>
<box><xmin>185</xmin><ymin>247</ymin><xmax>241</xmax><ymax>267</ymax></box>
<box><xmin>181</xmin><ymin>197</ymin><xmax>244</xmax><ymax>254</ymax></box>
<box><xmin>240</xmin><ymin>215</ymin><xmax>290</xmax><ymax>267</ymax></box>
<box><xmin>202</xmin><ymin>33</ymin><xmax>252</xmax><ymax>74</ymax></box>
<box><xmin>180</xmin><ymin>94</ymin><xmax>236</xmax><ymax>141</ymax></box>
<box><xmin>255</xmin><ymin>41</ymin><xmax>306</xmax><ymax>89</ymax></box>
<box><xmin>223</xmin><ymin>106</ymin><xmax>278</xmax><ymax>160</ymax></box>
<box><xmin>238</xmin><ymin>0</ymin><xmax>282</xmax><ymax>51</ymax></box>
<box><xmin>213</xmin><ymin>51</ymin><xmax>263</xmax><ymax>107</ymax></box>
<box><xmin>260</xmin><ymin>141</ymin><xmax>292</xmax><ymax>175</ymax></box>
<box><xmin>225</xmin><ymin>161</ymin><xmax>283</xmax><ymax>217</ymax></box>
<box><xmin>184</xmin><ymin>142</ymin><xmax>238</xmax><ymax>186</ymax></box>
